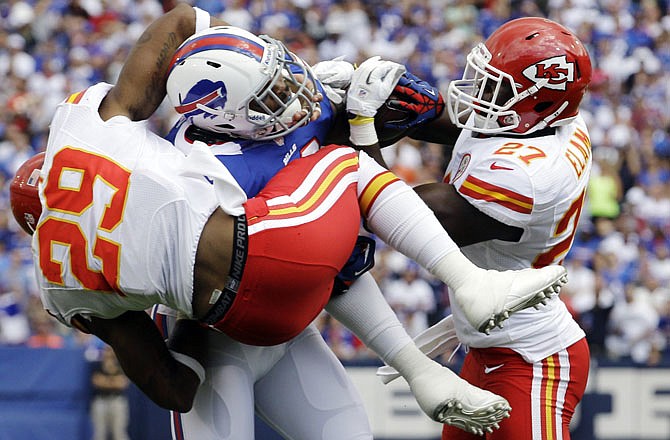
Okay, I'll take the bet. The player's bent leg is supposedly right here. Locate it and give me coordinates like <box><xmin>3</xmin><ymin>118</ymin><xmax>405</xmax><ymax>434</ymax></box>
<box><xmin>354</xmin><ymin>152</ymin><xmax>567</xmax><ymax>335</ymax></box>
<box><xmin>215</xmin><ymin>145</ymin><xmax>362</xmax><ymax>346</ymax></box>
<box><xmin>254</xmin><ymin>324</ymin><xmax>373</xmax><ymax>440</ymax></box>
<box><xmin>453</xmin><ymin>265</ymin><xmax>567</xmax><ymax>334</ymax></box>
<box><xmin>173</xmin><ymin>333</ymin><xmax>287</xmax><ymax>440</ymax></box>
<box><xmin>327</xmin><ymin>273</ymin><xmax>508</xmax><ymax>435</ymax></box>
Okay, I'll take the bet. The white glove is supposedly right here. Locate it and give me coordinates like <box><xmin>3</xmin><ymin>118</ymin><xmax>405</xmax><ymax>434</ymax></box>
<box><xmin>312</xmin><ymin>56</ymin><xmax>354</xmax><ymax>88</ymax></box>
<box><xmin>346</xmin><ymin>56</ymin><xmax>406</xmax><ymax>117</ymax></box>
<box><xmin>376</xmin><ymin>315</ymin><xmax>459</xmax><ymax>384</ymax></box>
<box><xmin>312</xmin><ymin>56</ymin><xmax>354</xmax><ymax>105</ymax></box>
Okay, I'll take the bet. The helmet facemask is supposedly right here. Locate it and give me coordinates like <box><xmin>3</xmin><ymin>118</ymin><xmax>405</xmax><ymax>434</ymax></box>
<box><xmin>244</xmin><ymin>37</ymin><xmax>318</xmax><ymax>140</ymax></box>
<box><xmin>448</xmin><ymin>43</ymin><xmax>547</xmax><ymax>135</ymax></box>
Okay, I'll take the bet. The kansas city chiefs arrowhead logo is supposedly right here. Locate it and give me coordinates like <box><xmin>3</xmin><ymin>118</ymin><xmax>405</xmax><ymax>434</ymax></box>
<box><xmin>522</xmin><ymin>55</ymin><xmax>574</xmax><ymax>91</ymax></box>
<box><xmin>453</xmin><ymin>153</ymin><xmax>471</xmax><ymax>181</ymax></box>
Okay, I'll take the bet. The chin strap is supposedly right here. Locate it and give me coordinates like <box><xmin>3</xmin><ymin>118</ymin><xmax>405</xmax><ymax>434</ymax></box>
<box><xmin>527</xmin><ymin>100</ymin><xmax>570</xmax><ymax>134</ymax></box>
<box><xmin>185</xmin><ymin>124</ymin><xmax>232</xmax><ymax>145</ymax></box>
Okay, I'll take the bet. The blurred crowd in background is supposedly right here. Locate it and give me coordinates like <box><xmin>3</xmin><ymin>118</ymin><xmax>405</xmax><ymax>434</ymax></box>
<box><xmin>0</xmin><ymin>0</ymin><xmax>669</xmax><ymax>368</ymax></box>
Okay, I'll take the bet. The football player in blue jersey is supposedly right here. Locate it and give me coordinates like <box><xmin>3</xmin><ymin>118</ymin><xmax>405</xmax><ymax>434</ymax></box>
<box><xmin>156</xmin><ymin>24</ymin><xmax>507</xmax><ymax>439</ymax></box>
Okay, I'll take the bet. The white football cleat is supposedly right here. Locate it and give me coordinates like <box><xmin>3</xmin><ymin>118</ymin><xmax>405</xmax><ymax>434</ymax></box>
<box><xmin>453</xmin><ymin>265</ymin><xmax>567</xmax><ymax>334</ymax></box>
<box><xmin>408</xmin><ymin>363</ymin><xmax>511</xmax><ymax>435</ymax></box>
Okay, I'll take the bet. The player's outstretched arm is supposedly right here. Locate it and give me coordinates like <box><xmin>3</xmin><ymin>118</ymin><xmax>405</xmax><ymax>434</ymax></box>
<box><xmin>81</xmin><ymin>311</ymin><xmax>209</xmax><ymax>412</ymax></box>
<box><xmin>100</xmin><ymin>4</ymin><xmax>228</xmax><ymax>121</ymax></box>
<box><xmin>414</xmin><ymin>181</ymin><xmax>523</xmax><ymax>246</ymax></box>
<box><xmin>407</xmin><ymin>109</ymin><xmax>460</xmax><ymax>146</ymax></box>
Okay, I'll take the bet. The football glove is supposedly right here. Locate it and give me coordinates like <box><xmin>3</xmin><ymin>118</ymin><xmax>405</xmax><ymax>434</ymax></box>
<box><xmin>331</xmin><ymin>236</ymin><xmax>376</xmax><ymax>296</ymax></box>
<box><xmin>346</xmin><ymin>56</ymin><xmax>406</xmax><ymax>118</ymax></box>
<box><xmin>312</xmin><ymin>56</ymin><xmax>354</xmax><ymax>88</ymax></box>
<box><xmin>311</xmin><ymin>56</ymin><xmax>354</xmax><ymax>105</ymax></box>
<box><xmin>384</xmin><ymin>71</ymin><xmax>445</xmax><ymax>130</ymax></box>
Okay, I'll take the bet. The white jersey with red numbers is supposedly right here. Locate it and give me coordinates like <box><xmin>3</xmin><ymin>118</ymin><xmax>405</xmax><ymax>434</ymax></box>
<box><xmin>445</xmin><ymin>114</ymin><xmax>592</xmax><ymax>362</ymax></box>
<box><xmin>35</xmin><ymin>83</ymin><xmax>245</xmax><ymax>327</ymax></box>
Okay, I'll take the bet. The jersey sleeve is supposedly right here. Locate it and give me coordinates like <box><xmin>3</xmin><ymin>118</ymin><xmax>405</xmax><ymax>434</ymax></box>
<box><xmin>39</xmin><ymin>286</ymin><xmax>129</xmax><ymax>328</ymax></box>
<box><xmin>449</xmin><ymin>154</ymin><xmax>534</xmax><ymax>228</ymax></box>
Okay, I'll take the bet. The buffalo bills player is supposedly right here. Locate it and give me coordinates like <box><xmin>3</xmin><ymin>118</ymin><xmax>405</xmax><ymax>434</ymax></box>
<box><xmin>150</xmin><ymin>15</ymin><xmax>567</xmax><ymax>439</ymax></box>
<box><xmin>155</xmin><ymin>25</ymin><xmax>503</xmax><ymax>439</ymax></box>
<box><xmin>376</xmin><ymin>17</ymin><xmax>593</xmax><ymax>440</ymax></box>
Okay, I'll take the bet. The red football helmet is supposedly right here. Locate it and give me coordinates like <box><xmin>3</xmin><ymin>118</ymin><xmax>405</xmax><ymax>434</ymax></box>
<box><xmin>447</xmin><ymin>17</ymin><xmax>592</xmax><ymax>135</ymax></box>
<box><xmin>10</xmin><ymin>152</ymin><xmax>45</xmax><ymax>235</ymax></box>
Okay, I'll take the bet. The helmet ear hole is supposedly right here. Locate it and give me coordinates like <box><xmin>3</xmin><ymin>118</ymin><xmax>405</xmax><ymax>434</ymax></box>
<box><xmin>534</xmin><ymin>102</ymin><xmax>553</xmax><ymax>113</ymax></box>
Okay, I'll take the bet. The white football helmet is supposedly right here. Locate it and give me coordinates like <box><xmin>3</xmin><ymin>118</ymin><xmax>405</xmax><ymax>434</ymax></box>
<box><xmin>166</xmin><ymin>26</ymin><xmax>317</xmax><ymax>140</ymax></box>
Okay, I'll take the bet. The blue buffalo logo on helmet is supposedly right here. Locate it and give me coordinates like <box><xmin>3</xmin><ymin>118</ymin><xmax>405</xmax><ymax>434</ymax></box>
<box><xmin>174</xmin><ymin>79</ymin><xmax>228</xmax><ymax>120</ymax></box>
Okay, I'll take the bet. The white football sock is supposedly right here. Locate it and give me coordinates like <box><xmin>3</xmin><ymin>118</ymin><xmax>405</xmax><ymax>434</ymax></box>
<box><xmin>357</xmin><ymin>151</ymin><xmax>478</xmax><ymax>290</ymax></box>
<box><xmin>325</xmin><ymin>272</ymin><xmax>411</xmax><ymax>362</ymax></box>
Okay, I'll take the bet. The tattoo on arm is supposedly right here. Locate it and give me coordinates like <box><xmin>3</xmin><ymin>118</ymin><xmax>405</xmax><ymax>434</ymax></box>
<box><xmin>130</xmin><ymin>31</ymin><xmax>179</xmax><ymax>117</ymax></box>
<box><xmin>150</xmin><ymin>32</ymin><xmax>178</xmax><ymax>92</ymax></box>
